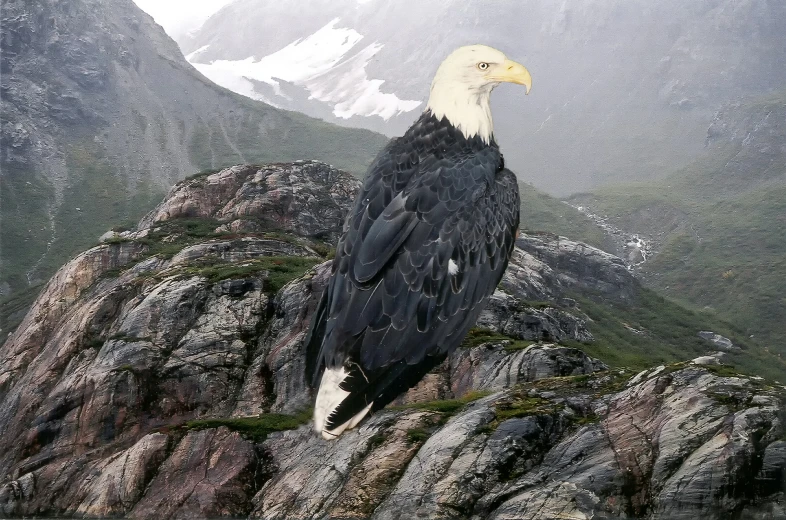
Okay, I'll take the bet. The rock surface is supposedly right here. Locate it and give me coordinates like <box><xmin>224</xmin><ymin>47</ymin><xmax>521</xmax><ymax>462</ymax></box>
<box><xmin>0</xmin><ymin>163</ymin><xmax>783</xmax><ymax>519</ymax></box>
<box><xmin>699</xmin><ymin>331</ymin><xmax>739</xmax><ymax>352</ymax></box>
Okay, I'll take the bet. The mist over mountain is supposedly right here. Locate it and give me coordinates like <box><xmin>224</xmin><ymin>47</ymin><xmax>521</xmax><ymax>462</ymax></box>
<box><xmin>0</xmin><ymin>0</ymin><xmax>386</xmax><ymax>298</ymax></box>
<box><xmin>179</xmin><ymin>0</ymin><xmax>786</xmax><ymax>195</ymax></box>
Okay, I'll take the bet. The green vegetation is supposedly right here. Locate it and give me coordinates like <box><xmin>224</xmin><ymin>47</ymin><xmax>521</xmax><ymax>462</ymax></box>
<box><xmin>705</xmin><ymin>390</ymin><xmax>750</xmax><ymax>412</ymax></box>
<box><xmin>460</xmin><ymin>327</ymin><xmax>534</xmax><ymax>351</ymax></box>
<box><xmin>576</xmin><ymin>172</ymin><xmax>786</xmax><ymax>368</ymax></box>
<box><xmin>461</xmin><ymin>328</ymin><xmax>517</xmax><ymax>348</ymax></box>
<box><xmin>0</xmin><ymin>167</ymin><xmax>57</xmax><ymax>291</ymax></box>
<box><xmin>390</xmin><ymin>390</ymin><xmax>492</xmax><ymax>415</ymax></box>
<box><xmin>702</xmin><ymin>364</ymin><xmax>746</xmax><ymax>379</ymax></box>
<box><xmin>503</xmin><ymin>341</ymin><xmax>536</xmax><ymax>352</ymax></box>
<box><xmin>184</xmin><ymin>409</ymin><xmax>312</xmax><ymax>442</ymax></box>
<box><xmin>95</xmin><ymin>216</ymin><xmax>322</xmax><ymax>291</ymax></box>
<box><xmin>105</xmin><ymin>217</ymin><xmax>229</xmax><ymax>263</ymax></box>
<box><xmin>558</xmin><ymin>92</ymin><xmax>786</xmax><ymax>381</ymax></box>
<box><xmin>0</xmin><ymin>284</ymin><xmax>43</xmax><ymax>343</ymax></box>
<box><xmin>184</xmin><ymin>256</ymin><xmax>320</xmax><ymax>292</ymax></box>
<box><xmin>0</xmin><ymin>142</ymin><xmax>165</xmax><ymax>298</ymax></box>
<box><xmin>494</xmin><ymin>395</ymin><xmax>554</xmax><ymax>421</ymax></box>
<box><xmin>187</xmin><ymin>106</ymin><xmax>386</xmax><ymax>177</ymax></box>
<box><xmin>405</xmin><ymin>427</ymin><xmax>432</xmax><ymax>444</ymax></box>
<box><xmin>566</xmin><ymin>288</ymin><xmax>786</xmax><ymax>381</ymax></box>
<box><xmin>518</xmin><ymin>184</ymin><xmax>611</xmax><ymax>251</ymax></box>
<box><xmin>366</xmin><ymin>433</ymin><xmax>388</xmax><ymax>450</ymax></box>
<box><xmin>151</xmin><ymin>217</ymin><xmax>225</xmax><ymax>240</ymax></box>
<box><xmin>481</xmin><ymin>371</ymin><xmax>632</xmax><ymax>433</ymax></box>
<box><xmin>50</xmin><ymin>142</ymin><xmax>164</xmax><ymax>278</ymax></box>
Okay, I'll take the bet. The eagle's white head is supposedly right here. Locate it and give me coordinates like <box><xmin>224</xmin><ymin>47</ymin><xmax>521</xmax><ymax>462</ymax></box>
<box><xmin>426</xmin><ymin>45</ymin><xmax>532</xmax><ymax>144</ymax></box>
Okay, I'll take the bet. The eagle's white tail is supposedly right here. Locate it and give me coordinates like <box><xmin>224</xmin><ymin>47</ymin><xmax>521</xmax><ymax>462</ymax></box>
<box><xmin>313</xmin><ymin>367</ymin><xmax>373</xmax><ymax>440</ymax></box>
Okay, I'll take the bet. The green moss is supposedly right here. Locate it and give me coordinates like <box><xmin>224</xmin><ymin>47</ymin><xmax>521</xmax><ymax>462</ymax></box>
<box><xmin>102</xmin><ymin>236</ymin><xmax>133</xmax><ymax>245</ymax></box>
<box><xmin>406</xmin><ymin>427</ymin><xmax>432</xmax><ymax>444</ymax></box>
<box><xmin>309</xmin><ymin>242</ymin><xmax>336</xmax><ymax>259</ymax></box>
<box><xmin>99</xmin><ymin>267</ymin><xmax>127</xmax><ymax>279</ymax></box>
<box><xmin>94</xmin><ymin>216</ymin><xmax>322</xmax><ymax>293</ymax></box>
<box><xmin>705</xmin><ymin>390</ymin><xmax>749</xmax><ymax>411</ymax></box>
<box><xmin>390</xmin><ymin>390</ymin><xmax>492</xmax><ymax>415</ymax></box>
<box><xmin>481</xmin><ymin>371</ymin><xmax>631</xmax><ymax>434</ymax></box>
<box><xmin>461</xmin><ymin>328</ymin><xmax>515</xmax><ymax>349</ymax></box>
<box><xmin>576</xmin><ymin>413</ymin><xmax>601</xmax><ymax>425</ymax></box>
<box><xmin>520</xmin><ymin>300</ymin><xmax>554</xmax><ymax>310</ymax></box>
<box><xmin>494</xmin><ymin>396</ymin><xmax>554</xmax><ymax>421</ymax></box>
<box><xmin>193</xmin><ymin>256</ymin><xmax>320</xmax><ymax>291</ymax></box>
<box><xmin>127</xmin><ymin>217</ymin><xmax>227</xmax><ymax>260</ymax></box>
<box><xmin>152</xmin><ymin>217</ymin><xmax>224</xmax><ymax>240</ymax></box>
<box><xmin>460</xmin><ymin>327</ymin><xmax>535</xmax><ymax>352</ymax></box>
<box><xmin>367</xmin><ymin>433</ymin><xmax>387</xmax><ymax>450</ymax></box>
<box><xmin>184</xmin><ymin>409</ymin><xmax>312</xmax><ymax>442</ymax></box>
<box><xmin>184</xmin><ymin>168</ymin><xmax>223</xmax><ymax>181</ymax></box>
<box><xmin>503</xmin><ymin>340</ymin><xmax>536</xmax><ymax>352</ymax></box>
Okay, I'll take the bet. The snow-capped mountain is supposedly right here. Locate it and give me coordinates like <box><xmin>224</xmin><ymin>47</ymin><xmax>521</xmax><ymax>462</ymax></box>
<box><xmin>178</xmin><ymin>0</ymin><xmax>786</xmax><ymax>194</ymax></box>
<box><xmin>186</xmin><ymin>18</ymin><xmax>422</xmax><ymax>121</ymax></box>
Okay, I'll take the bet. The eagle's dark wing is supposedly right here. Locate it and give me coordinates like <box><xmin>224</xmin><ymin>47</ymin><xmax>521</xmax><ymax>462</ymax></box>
<box><xmin>305</xmin><ymin>123</ymin><xmax>519</xmax><ymax>430</ymax></box>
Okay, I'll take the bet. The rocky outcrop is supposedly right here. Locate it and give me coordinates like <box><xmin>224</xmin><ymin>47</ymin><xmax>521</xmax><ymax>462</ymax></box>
<box><xmin>513</xmin><ymin>234</ymin><xmax>636</xmax><ymax>301</ymax></box>
<box><xmin>0</xmin><ymin>163</ymin><xmax>782</xmax><ymax>519</ymax></box>
<box><xmin>698</xmin><ymin>331</ymin><xmax>739</xmax><ymax>352</ymax></box>
<box><xmin>140</xmin><ymin>162</ymin><xmax>360</xmax><ymax>244</ymax></box>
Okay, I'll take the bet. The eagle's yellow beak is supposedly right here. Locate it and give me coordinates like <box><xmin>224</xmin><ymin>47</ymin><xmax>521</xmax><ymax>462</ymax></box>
<box><xmin>489</xmin><ymin>59</ymin><xmax>532</xmax><ymax>94</ymax></box>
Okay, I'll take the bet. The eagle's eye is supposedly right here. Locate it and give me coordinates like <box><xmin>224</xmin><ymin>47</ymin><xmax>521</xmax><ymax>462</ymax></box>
<box><xmin>477</xmin><ymin>62</ymin><xmax>489</xmax><ymax>71</ymax></box>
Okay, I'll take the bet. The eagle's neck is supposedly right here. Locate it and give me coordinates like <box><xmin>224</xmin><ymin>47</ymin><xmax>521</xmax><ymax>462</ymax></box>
<box><xmin>426</xmin><ymin>83</ymin><xmax>494</xmax><ymax>145</ymax></box>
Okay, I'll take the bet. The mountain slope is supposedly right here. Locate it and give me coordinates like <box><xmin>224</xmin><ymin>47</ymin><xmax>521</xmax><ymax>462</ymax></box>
<box><xmin>0</xmin><ymin>0</ymin><xmax>387</xmax><ymax>296</ymax></box>
<box><xmin>179</xmin><ymin>0</ymin><xmax>786</xmax><ymax>195</ymax></box>
<box><xmin>569</xmin><ymin>91</ymin><xmax>786</xmax><ymax>356</ymax></box>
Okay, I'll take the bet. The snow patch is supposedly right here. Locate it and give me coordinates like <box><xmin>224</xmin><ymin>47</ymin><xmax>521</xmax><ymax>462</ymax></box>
<box><xmin>187</xmin><ymin>18</ymin><xmax>421</xmax><ymax>120</ymax></box>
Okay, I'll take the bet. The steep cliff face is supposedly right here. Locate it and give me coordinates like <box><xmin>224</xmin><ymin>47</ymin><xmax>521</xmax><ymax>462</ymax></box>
<box><xmin>0</xmin><ymin>0</ymin><xmax>386</xmax><ymax>295</ymax></box>
<box><xmin>0</xmin><ymin>163</ymin><xmax>783</xmax><ymax>519</ymax></box>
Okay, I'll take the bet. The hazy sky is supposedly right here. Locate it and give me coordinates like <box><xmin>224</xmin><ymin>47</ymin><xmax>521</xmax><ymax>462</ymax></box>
<box><xmin>133</xmin><ymin>0</ymin><xmax>234</xmax><ymax>40</ymax></box>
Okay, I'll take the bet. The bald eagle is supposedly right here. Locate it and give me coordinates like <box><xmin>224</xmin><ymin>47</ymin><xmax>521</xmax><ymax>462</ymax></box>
<box><xmin>305</xmin><ymin>45</ymin><xmax>532</xmax><ymax>439</ymax></box>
